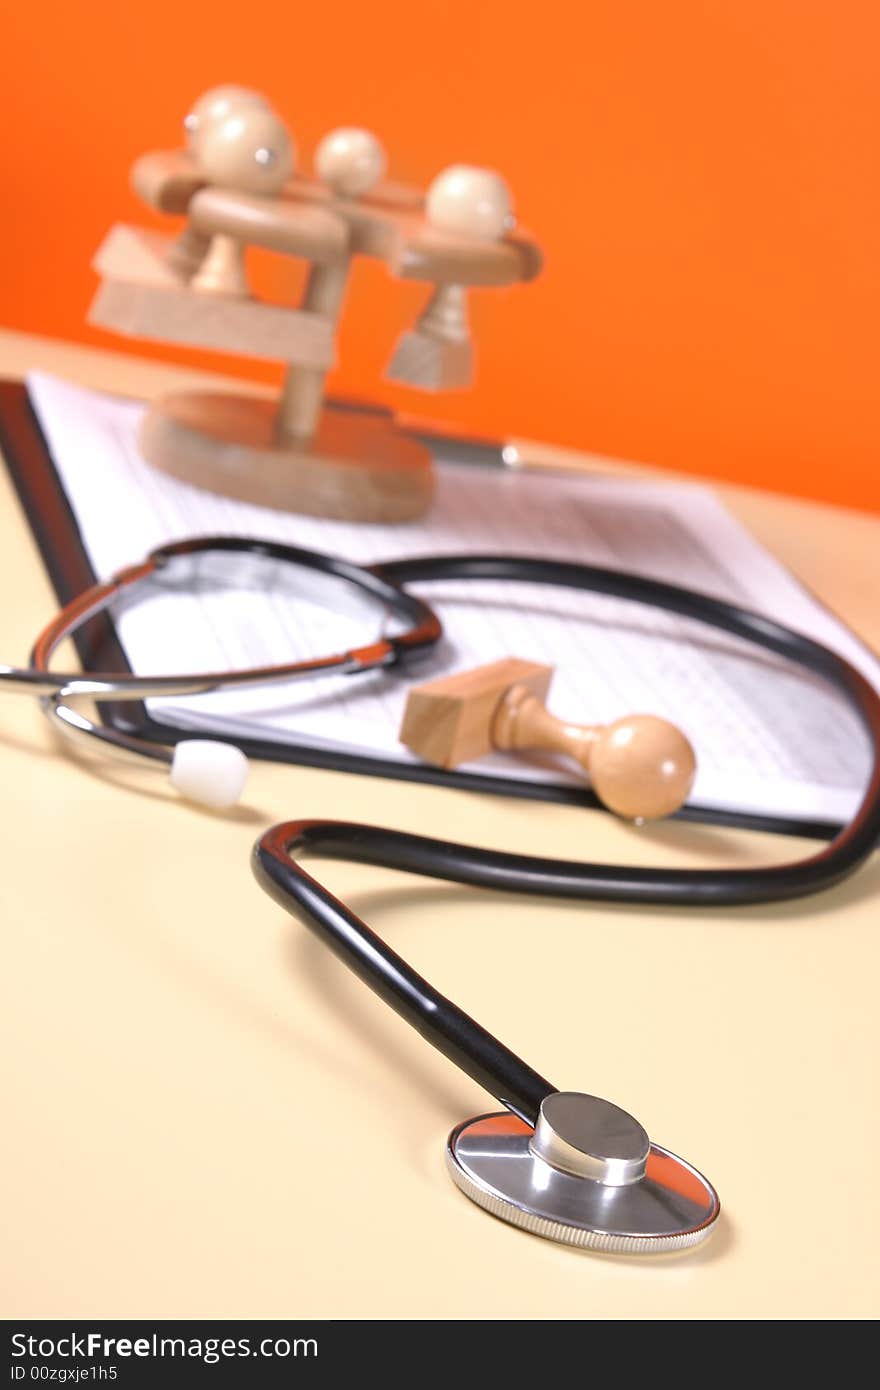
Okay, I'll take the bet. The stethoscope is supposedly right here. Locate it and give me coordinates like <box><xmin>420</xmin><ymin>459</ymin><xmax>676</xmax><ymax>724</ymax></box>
<box><xmin>5</xmin><ymin>534</ymin><xmax>880</xmax><ymax>1253</ymax></box>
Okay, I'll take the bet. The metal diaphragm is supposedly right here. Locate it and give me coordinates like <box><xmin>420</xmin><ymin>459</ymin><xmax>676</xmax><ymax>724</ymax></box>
<box><xmin>446</xmin><ymin>1092</ymin><xmax>720</xmax><ymax>1254</ymax></box>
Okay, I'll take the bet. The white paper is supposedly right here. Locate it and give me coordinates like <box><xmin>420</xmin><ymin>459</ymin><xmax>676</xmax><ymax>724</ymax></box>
<box><xmin>27</xmin><ymin>370</ymin><xmax>878</xmax><ymax>823</ymax></box>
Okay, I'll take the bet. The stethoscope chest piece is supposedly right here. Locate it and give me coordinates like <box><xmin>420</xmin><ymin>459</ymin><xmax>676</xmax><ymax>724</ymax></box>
<box><xmin>446</xmin><ymin>1092</ymin><xmax>720</xmax><ymax>1254</ymax></box>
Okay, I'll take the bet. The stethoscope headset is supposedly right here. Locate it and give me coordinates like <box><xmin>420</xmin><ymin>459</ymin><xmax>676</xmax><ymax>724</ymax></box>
<box><xmin>4</xmin><ymin>535</ymin><xmax>879</xmax><ymax>1252</ymax></box>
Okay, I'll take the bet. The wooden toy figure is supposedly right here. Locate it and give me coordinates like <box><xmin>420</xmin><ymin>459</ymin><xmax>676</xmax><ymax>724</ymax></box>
<box><xmin>88</xmin><ymin>86</ymin><xmax>542</xmax><ymax>524</ymax></box>
<box><xmin>165</xmin><ymin>85</ymin><xmax>274</xmax><ymax>277</ymax></box>
<box><xmin>387</xmin><ymin>166</ymin><xmax>515</xmax><ymax>389</ymax></box>
<box><xmin>399</xmin><ymin>658</ymin><xmax>698</xmax><ymax>820</ymax></box>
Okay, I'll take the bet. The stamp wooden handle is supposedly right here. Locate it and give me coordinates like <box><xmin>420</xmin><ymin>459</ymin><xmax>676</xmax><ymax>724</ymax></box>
<box><xmin>493</xmin><ymin>684</ymin><xmax>597</xmax><ymax>771</ymax></box>
<box><xmin>494</xmin><ymin>684</ymin><xmax>696</xmax><ymax>821</ymax></box>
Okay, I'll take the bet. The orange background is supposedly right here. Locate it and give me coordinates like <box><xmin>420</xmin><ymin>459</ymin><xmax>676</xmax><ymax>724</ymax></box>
<box><xmin>1</xmin><ymin>1</ymin><xmax>878</xmax><ymax>512</ymax></box>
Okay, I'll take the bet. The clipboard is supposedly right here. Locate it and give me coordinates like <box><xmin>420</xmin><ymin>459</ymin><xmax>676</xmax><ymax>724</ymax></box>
<box><xmin>0</xmin><ymin>377</ymin><xmax>842</xmax><ymax>841</ymax></box>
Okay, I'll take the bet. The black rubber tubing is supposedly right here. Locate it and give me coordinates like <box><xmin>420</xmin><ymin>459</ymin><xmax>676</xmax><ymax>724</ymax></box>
<box><xmin>253</xmin><ymin>555</ymin><xmax>880</xmax><ymax>1125</ymax></box>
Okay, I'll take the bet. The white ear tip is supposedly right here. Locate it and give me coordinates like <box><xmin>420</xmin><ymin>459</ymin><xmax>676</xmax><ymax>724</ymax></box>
<box><xmin>170</xmin><ymin>740</ymin><xmax>249</xmax><ymax>809</ymax></box>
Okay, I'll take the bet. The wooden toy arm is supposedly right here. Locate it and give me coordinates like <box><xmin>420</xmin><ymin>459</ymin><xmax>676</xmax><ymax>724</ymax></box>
<box><xmin>390</xmin><ymin>220</ymin><xmax>543</xmax><ymax>287</ymax></box>
<box><xmin>130</xmin><ymin>151</ymin><xmax>205</xmax><ymax>214</ymax></box>
<box><xmin>189</xmin><ymin>188</ymin><xmax>349</xmax><ymax>264</ymax></box>
<box><xmin>129</xmin><ymin>149</ymin><xmax>541</xmax><ymax>289</ymax></box>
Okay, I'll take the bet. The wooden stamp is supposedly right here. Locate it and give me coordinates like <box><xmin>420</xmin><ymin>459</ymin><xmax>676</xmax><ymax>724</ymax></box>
<box><xmin>88</xmin><ymin>86</ymin><xmax>543</xmax><ymax>524</ymax></box>
<box><xmin>385</xmin><ymin>167</ymin><xmax>515</xmax><ymax>390</ymax></box>
<box><xmin>400</xmin><ymin>657</ymin><xmax>697</xmax><ymax>820</ymax></box>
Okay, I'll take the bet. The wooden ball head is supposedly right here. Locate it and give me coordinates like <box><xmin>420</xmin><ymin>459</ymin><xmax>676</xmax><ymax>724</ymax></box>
<box><xmin>315</xmin><ymin>128</ymin><xmax>386</xmax><ymax>198</ymax></box>
<box><xmin>183</xmin><ymin>85</ymin><xmax>272</xmax><ymax>152</ymax></box>
<box><xmin>425</xmin><ymin>166</ymin><xmax>514</xmax><ymax>240</ymax></box>
<box><xmin>399</xmin><ymin>658</ymin><xmax>697</xmax><ymax>821</ymax></box>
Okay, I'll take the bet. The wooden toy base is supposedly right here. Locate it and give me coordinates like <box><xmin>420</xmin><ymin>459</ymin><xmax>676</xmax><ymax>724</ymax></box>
<box><xmin>138</xmin><ymin>392</ymin><xmax>435</xmax><ymax>523</ymax></box>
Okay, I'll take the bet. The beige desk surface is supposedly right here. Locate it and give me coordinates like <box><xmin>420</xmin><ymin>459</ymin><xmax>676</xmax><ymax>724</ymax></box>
<box><xmin>1</xmin><ymin>329</ymin><xmax>878</xmax><ymax>1320</ymax></box>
